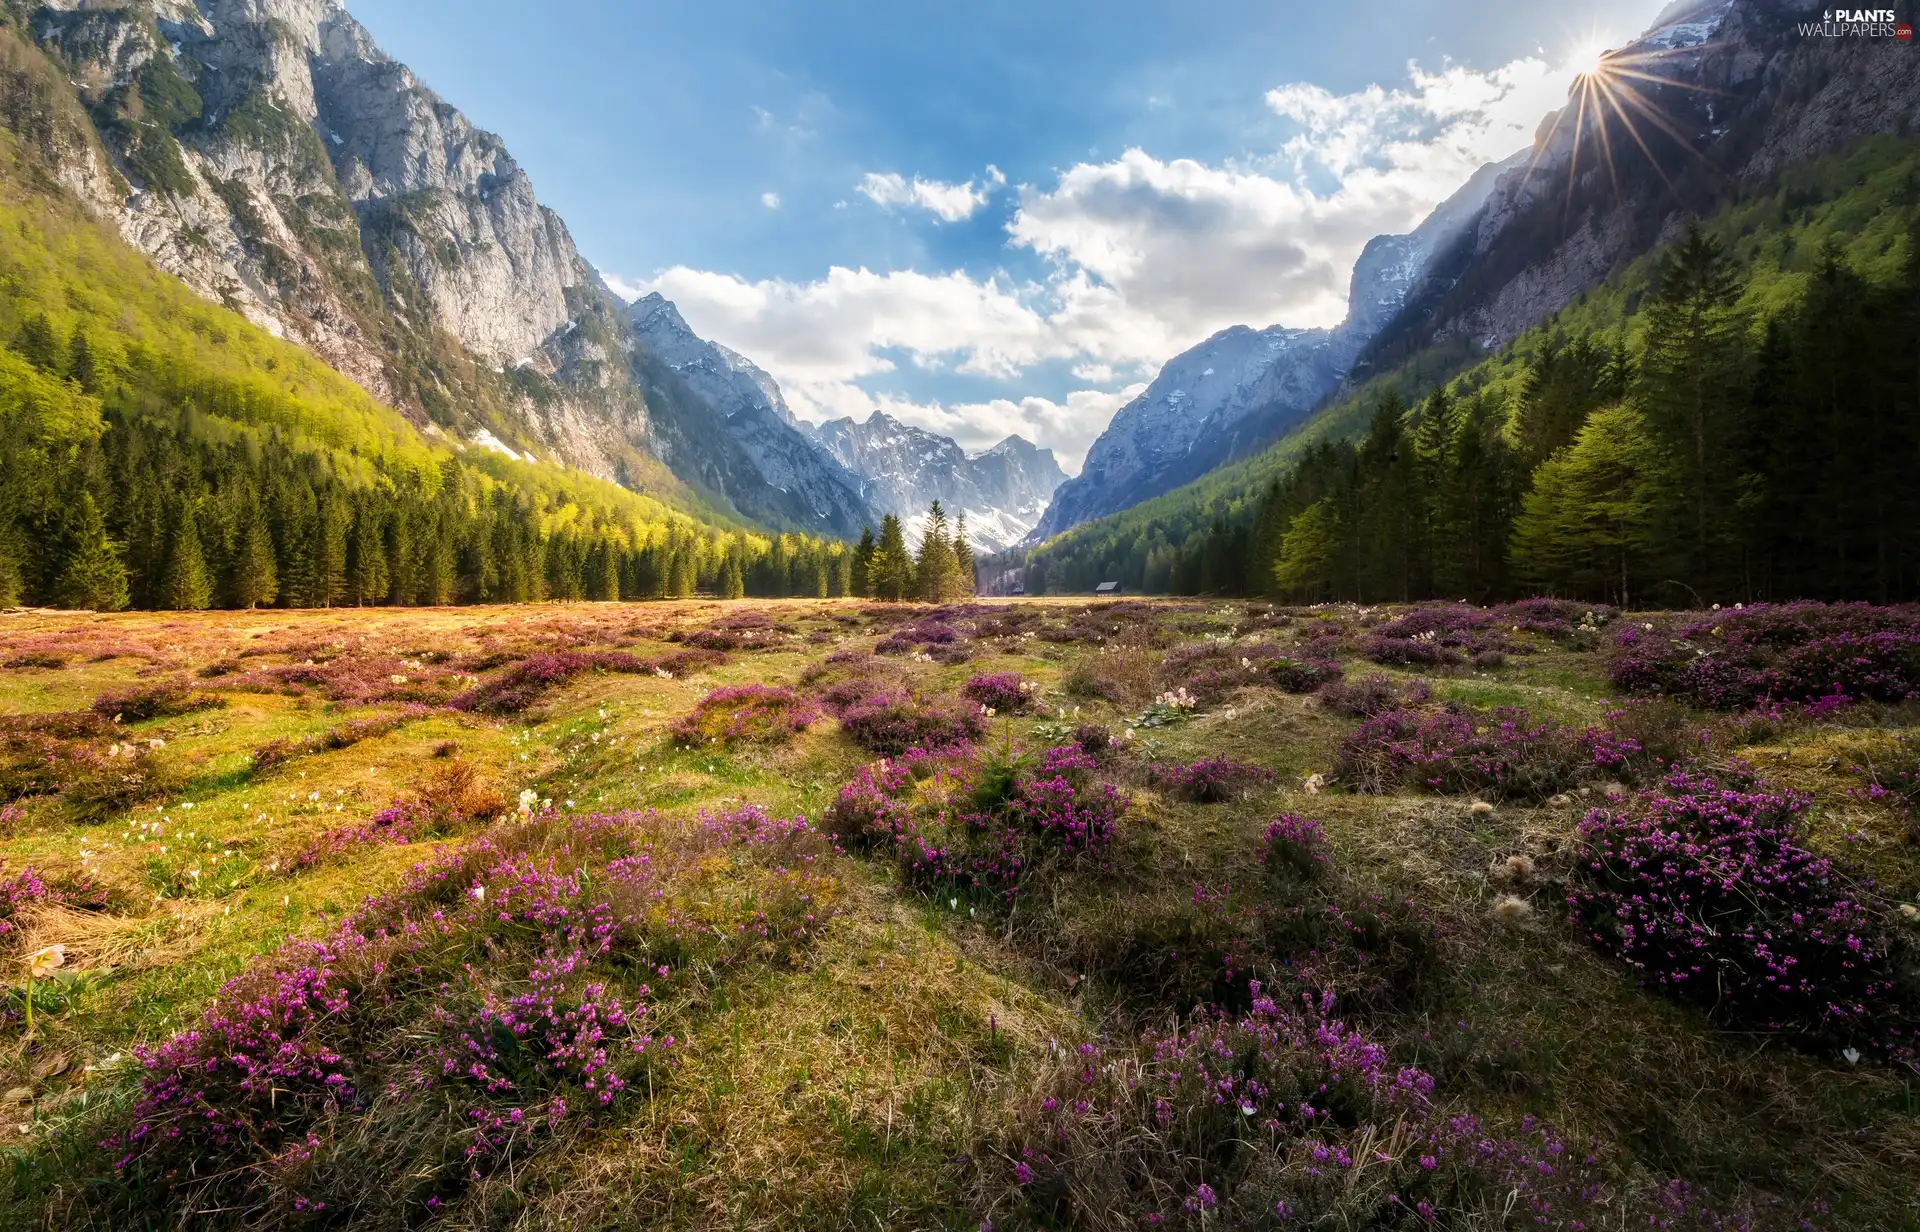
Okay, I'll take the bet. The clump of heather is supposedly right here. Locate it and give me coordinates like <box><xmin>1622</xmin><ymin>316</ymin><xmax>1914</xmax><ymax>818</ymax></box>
<box><xmin>251</xmin><ymin>705</ymin><xmax>432</xmax><ymax>773</ymax></box>
<box><xmin>1262</xmin><ymin>812</ymin><xmax>1328</xmax><ymax>876</ymax></box>
<box><xmin>0</xmin><ymin>864</ymin><xmax>51</xmax><ymax>950</ymax></box>
<box><xmin>960</xmin><ymin>671</ymin><xmax>1038</xmax><ymax>713</ymax></box>
<box><xmin>985</xmin><ymin>985</ymin><xmax>1719</xmax><ymax>1229</ymax></box>
<box><xmin>448</xmin><ymin>650</ymin><xmax>660</xmax><ymax>715</ymax></box>
<box><xmin>107</xmin><ymin>807</ymin><xmax>842</xmax><ymax>1222</ymax></box>
<box><xmin>1259</xmin><ymin>653</ymin><xmax>1344</xmax><ymax>694</ymax></box>
<box><xmin>1145</xmin><ymin>758</ymin><xmax>1276</xmax><ymax>803</ymax></box>
<box><xmin>897</xmin><ymin>745</ymin><xmax>1129</xmax><ymax>906</ymax></box>
<box><xmin>1316</xmin><ymin>673</ymin><xmax>1408</xmax><ymax>718</ymax></box>
<box><xmin>839</xmin><ymin>693</ymin><xmax>985</xmax><ymax>756</ymax></box>
<box><xmin>1337</xmin><ymin>707</ymin><xmax>1592</xmax><ymax>802</ymax></box>
<box><xmin>669</xmin><ymin>685</ymin><xmax>823</xmax><ymax>746</ymax></box>
<box><xmin>1850</xmin><ymin>736</ymin><xmax>1920</xmax><ymax>828</ymax></box>
<box><xmin>1609</xmin><ymin>603</ymin><xmax>1920</xmax><ymax>710</ymax></box>
<box><xmin>821</xmin><ymin>760</ymin><xmax>914</xmax><ymax>848</ymax></box>
<box><xmin>91</xmin><ymin>678</ymin><xmax>222</xmax><ymax>721</ymax></box>
<box><xmin>1569</xmin><ymin>767</ymin><xmax>1914</xmax><ymax>1055</ymax></box>
<box><xmin>875</xmin><ymin>621</ymin><xmax>970</xmax><ymax>660</ymax></box>
<box><xmin>1490</xmin><ymin>598</ymin><xmax>1616</xmax><ymax>640</ymax></box>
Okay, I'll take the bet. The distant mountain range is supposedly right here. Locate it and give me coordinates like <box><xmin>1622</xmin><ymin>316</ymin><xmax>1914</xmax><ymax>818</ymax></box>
<box><xmin>1024</xmin><ymin>153</ymin><xmax>1518</xmax><ymax>543</ymax></box>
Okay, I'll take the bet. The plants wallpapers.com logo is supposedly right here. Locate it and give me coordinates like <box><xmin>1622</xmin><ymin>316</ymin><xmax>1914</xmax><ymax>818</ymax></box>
<box><xmin>1797</xmin><ymin>7</ymin><xmax>1911</xmax><ymax>36</ymax></box>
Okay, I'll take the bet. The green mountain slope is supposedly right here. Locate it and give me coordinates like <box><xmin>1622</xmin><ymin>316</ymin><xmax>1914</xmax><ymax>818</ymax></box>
<box><xmin>0</xmin><ymin>129</ymin><xmax>853</xmax><ymax>609</ymax></box>
<box><xmin>1024</xmin><ymin>136</ymin><xmax>1920</xmax><ymax>603</ymax></box>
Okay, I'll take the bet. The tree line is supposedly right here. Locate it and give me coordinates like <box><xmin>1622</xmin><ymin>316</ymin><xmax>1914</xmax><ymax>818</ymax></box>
<box><xmin>1028</xmin><ymin>211</ymin><xmax>1920</xmax><ymax>607</ymax></box>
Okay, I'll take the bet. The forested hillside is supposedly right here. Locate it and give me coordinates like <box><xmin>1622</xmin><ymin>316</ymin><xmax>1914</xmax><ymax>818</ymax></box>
<box><xmin>1025</xmin><ymin>136</ymin><xmax>1920</xmax><ymax>607</ymax></box>
<box><xmin>0</xmin><ymin>133</ymin><xmax>857</xmax><ymax>610</ymax></box>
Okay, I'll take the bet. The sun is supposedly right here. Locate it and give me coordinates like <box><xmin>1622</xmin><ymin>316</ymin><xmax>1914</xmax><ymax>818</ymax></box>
<box><xmin>1567</xmin><ymin>38</ymin><xmax>1613</xmax><ymax>79</ymax></box>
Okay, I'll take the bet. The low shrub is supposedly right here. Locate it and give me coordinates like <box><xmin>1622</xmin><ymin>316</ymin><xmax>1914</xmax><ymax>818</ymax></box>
<box><xmin>1261</xmin><ymin>812</ymin><xmax>1328</xmax><ymax>877</ymax></box>
<box><xmin>1316</xmin><ymin>674</ymin><xmax>1400</xmax><ymax>717</ymax></box>
<box><xmin>896</xmin><ymin>745</ymin><xmax>1129</xmax><ymax>907</ymax></box>
<box><xmin>449</xmin><ymin>651</ymin><xmax>657</xmax><ymax>715</ymax></box>
<box><xmin>106</xmin><ymin>807</ymin><xmax>842</xmax><ymax>1222</ymax></box>
<box><xmin>1336</xmin><ymin>707</ymin><xmax>1592</xmax><ymax>802</ymax></box>
<box><xmin>839</xmin><ymin>693</ymin><xmax>985</xmax><ymax>756</ymax></box>
<box><xmin>1569</xmin><ymin>767</ymin><xmax>1914</xmax><ymax>1055</ymax></box>
<box><xmin>669</xmin><ymin>685</ymin><xmax>822</xmax><ymax>746</ymax></box>
<box><xmin>960</xmin><ymin>672</ymin><xmax>1037</xmax><ymax>713</ymax></box>
<box><xmin>91</xmin><ymin>679</ymin><xmax>222</xmax><ymax>721</ymax></box>
<box><xmin>1608</xmin><ymin>603</ymin><xmax>1920</xmax><ymax>710</ymax></box>
<box><xmin>820</xmin><ymin>760</ymin><xmax>915</xmax><ymax>848</ymax></box>
<box><xmin>983</xmin><ymin>986</ymin><xmax>1701</xmax><ymax>1230</ymax></box>
<box><xmin>1145</xmin><ymin>758</ymin><xmax>1276</xmax><ymax>803</ymax></box>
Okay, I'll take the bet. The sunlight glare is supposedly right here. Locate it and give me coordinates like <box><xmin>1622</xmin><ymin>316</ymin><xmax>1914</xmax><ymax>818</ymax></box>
<box><xmin>1567</xmin><ymin>38</ymin><xmax>1611</xmax><ymax>79</ymax></box>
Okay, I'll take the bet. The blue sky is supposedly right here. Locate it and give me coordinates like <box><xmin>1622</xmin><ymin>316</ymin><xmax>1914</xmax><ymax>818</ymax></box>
<box><xmin>349</xmin><ymin>0</ymin><xmax>1671</xmax><ymax>469</ymax></box>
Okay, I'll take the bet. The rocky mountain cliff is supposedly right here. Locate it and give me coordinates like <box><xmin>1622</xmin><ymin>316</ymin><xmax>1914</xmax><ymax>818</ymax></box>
<box><xmin>1026</xmin><ymin>153</ymin><xmax>1514</xmax><ymax>543</ymax></box>
<box><xmin>807</xmin><ymin>412</ymin><xmax>1066</xmax><ymax>550</ymax></box>
<box><xmin>1360</xmin><ymin>0</ymin><xmax>1920</xmax><ymax>366</ymax></box>
<box><xmin>625</xmin><ymin>293</ymin><xmax>876</xmax><ymax>539</ymax></box>
<box><xmin>0</xmin><ymin>0</ymin><xmax>871</xmax><ymax>536</ymax></box>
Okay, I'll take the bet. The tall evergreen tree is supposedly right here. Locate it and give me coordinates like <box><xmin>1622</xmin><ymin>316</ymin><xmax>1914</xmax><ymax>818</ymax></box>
<box><xmin>915</xmin><ymin>501</ymin><xmax>962</xmax><ymax>600</ymax></box>
<box><xmin>55</xmin><ymin>492</ymin><xmax>130</xmax><ymax>611</ymax></box>
<box><xmin>851</xmin><ymin>525</ymin><xmax>876</xmax><ymax>598</ymax></box>
<box><xmin>872</xmin><ymin>514</ymin><xmax>912</xmax><ymax>602</ymax></box>
<box><xmin>951</xmin><ymin>515</ymin><xmax>976</xmax><ymax>594</ymax></box>
<box><xmin>1638</xmin><ymin>220</ymin><xmax>1746</xmax><ymax>587</ymax></box>
<box><xmin>159</xmin><ymin>498</ymin><xmax>214</xmax><ymax>611</ymax></box>
<box><xmin>230</xmin><ymin>505</ymin><xmax>278</xmax><ymax>609</ymax></box>
<box><xmin>1509</xmin><ymin>405</ymin><xmax>1673</xmax><ymax>606</ymax></box>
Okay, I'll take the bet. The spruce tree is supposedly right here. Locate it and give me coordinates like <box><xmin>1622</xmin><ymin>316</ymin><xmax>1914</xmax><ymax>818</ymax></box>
<box><xmin>159</xmin><ymin>499</ymin><xmax>214</xmax><ymax>611</ymax></box>
<box><xmin>915</xmin><ymin>501</ymin><xmax>960</xmax><ymax>600</ymax></box>
<box><xmin>851</xmin><ymin>525</ymin><xmax>876</xmax><ymax>598</ymax></box>
<box><xmin>1639</xmin><ymin>220</ymin><xmax>1745</xmax><ymax>588</ymax></box>
<box><xmin>15</xmin><ymin>313</ymin><xmax>60</xmax><ymax>372</ymax></box>
<box><xmin>951</xmin><ymin>515</ymin><xmax>976</xmax><ymax>594</ymax></box>
<box><xmin>55</xmin><ymin>493</ymin><xmax>130</xmax><ymax>611</ymax></box>
<box><xmin>66</xmin><ymin>330</ymin><xmax>99</xmax><ymax>393</ymax></box>
<box><xmin>230</xmin><ymin>508</ymin><xmax>278</xmax><ymax>609</ymax></box>
<box><xmin>873</xmin><ymin>515</ymin><xmax>911</xmax><ymax>601</ymax></box>
<box><xmin>721</xmin><ymin>554</ymin><xmax>746</xmax><ymax>599</ymax></box>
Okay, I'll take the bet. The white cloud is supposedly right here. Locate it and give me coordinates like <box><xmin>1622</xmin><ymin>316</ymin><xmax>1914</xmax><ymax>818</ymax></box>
<box><xmin>857</xmin><ymin>166</ymin><xmax>1005</xmax><ymax>223</ymax></box>
<box><xmin>617</xmin><ymin>47</ymin><xmax>1606</xmax><ymax>463</ymax></box>
<box><xmin>760</xmin><ymin>191</ymin><xmax>782</xmax><ymax>210</ymax></box>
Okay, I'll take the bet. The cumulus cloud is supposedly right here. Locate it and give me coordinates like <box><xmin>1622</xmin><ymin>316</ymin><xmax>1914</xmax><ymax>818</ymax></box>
<box><xmin>616</xmin><ymin>49</ymin><xmax>1597</xmax><ymax>463</ymax></box>
<box><xmin>760</xmin><ymin>191</ymin><xmax>782</xmax><ymax>210</ymax></box>
<box><xmin>857</xmin><ymin>166</ymin><xmax>1005</xmax><ymax>222</ymax></box>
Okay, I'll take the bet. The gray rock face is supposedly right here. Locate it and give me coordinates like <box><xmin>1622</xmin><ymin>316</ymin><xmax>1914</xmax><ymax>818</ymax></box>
<box><xmin>625</xmin><ymin>293</ymin><xmax>876</xmax><ymax>539</ymax></box>
<box><xmin>1371</xmin><ymin>0</ymin><xmax>1920</xmax><ymax>358</ymax></box>
<box><xmin>808</xmin><ymin>412</ymin><xmax>1066</xmax><ymax>551</ymax></box>
<box><xmin>10</xmin><ymin>0</ymin><xmax>879</xmax><ymax>538</ymax></box>
<box><xmin>1026</xmin><ymin>152</ymin><xmax>1513</xmax><ymax>543</ymax></box>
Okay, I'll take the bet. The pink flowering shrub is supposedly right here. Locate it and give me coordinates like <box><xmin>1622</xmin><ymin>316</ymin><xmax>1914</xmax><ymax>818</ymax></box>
<box><xmin>449</xmin><ymin>650</ymin><xmax>659</xmax><ymax>714</ymax></box>
<box><xmin>839</xmin><ymin>692</ymin><xmax>986</xmax><ymax>756</ymax></box>
<box><xmin>1262</xmin><ymin>813</ymin><xmax>1328</xmax><ymax>877</ymax></box>
<box><xmin>891</xmin><ymin>745</ymin><xmax>1129</xmax><ymax>907</ymax></box>
<box><xmin>106</xmin><ymin>807</ymin><xmax>842</xmax><ymax>1221</ymax></box>
<box><xmin>0</xmin><ymin>865</ymin><xmax>50</xmax><ymax>952</ymax></box>
<box><xmin>669</xmin><ymin>685</ymin><xmax>823</xmax><ymax>746</ymax></box>
<box><xmin>91</xmin><ymin>678</ymin><xmax>222</xmax><ymax>721</ymax></box>
<box><xmin>1608</xmin><ymin>603</ymin><xmax>1920</xmax><ymax>710</ymax></box>
<box><xmin>1145</xmin><ymin>758</ymin><xmax>1276</xmax><ymax>803</ymax></box>
<box><xmin>986</xmin><ymin>985</ymin><xmax>1734</xmax><ymax>1229</ymax></box>
<box><xmin>821</xmin><ymin>760</ymin><xmax>915</xmax><ymax>848</ymax></box>
<box><xmin>1336</xmin><ymin>708</ymin><xmax>1593</xmax><ymax>802</ymax></box>
<box><xmin>960</xmin><ymin>672</ymin><xmax>1036</xmax><ymax>713</ymax></box>
<box><xmin>1569</xmin><ymin>768</ymin><xmax>1914</xmax><ymax>1055</ymax></box>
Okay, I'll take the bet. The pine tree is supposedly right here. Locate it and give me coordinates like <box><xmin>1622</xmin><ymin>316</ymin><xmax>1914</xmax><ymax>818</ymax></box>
<box><xmin>951</xmin><ymin>515</ymin><xmax>976</xmax><ymax>594</ymax></box>
<box><xmin>15</xmin><ymin>313</ymin><xmax>60</xmax><ymax>372</ymax></box>
<box><xmin>231</xmin><ymin>506</ymin><xmax>278</xmax><ymax>609</ymax></box>
<box><xmin>1639</xmin><ymin>220</ymin><xmax>1746</xmax><ymax>589</ymax></box>
<box><xmin>830</xmin><ymin>545</ymin><xmax>851</xmax><ymax>597</ymax></box>
<box><xmin>915</xmin><ymin>501</ymin><xmax>961</xmax><ymax>600</ymax></box>
<box><xmin>720</xmin><ymin>554</ymin><xmax>745</xmax><ymax>599</ymax></box>
<box><xmin>347</xmin><ymin>507</ymin><xmax>389</xmax><ymax>606</ymax></box>
<box><xmin>873</xmin><ymin>515</ymin><xmax>912</xmax><ymax>601</ymax></box>
<box><xmin>851</xmin><ymin>525</ymin><xmax>876</xmax><ymax>598</ymax></box>
<box><xmin>1272</xmin><ymin>498</ymin><xmax>1340</xmax><ymax>600</ymax></box>
<box><xmin>66</xmin><ymin>330</ymin><xmax>99</xmax><ymax>393</ymax></box>
<box><xmin>1509</xmin><ymin>405</ymin><xmax>1673</xmax><ymax>606</ymax></box>
<box><xmin>159</xmin><ymin>498</ymin><xmax>214</xmax><ymax>611</ymax></box>
<box><xmin>55</xmin><ymin>493</ymin><xmax>130</xmax><ymax>611</ymax></box>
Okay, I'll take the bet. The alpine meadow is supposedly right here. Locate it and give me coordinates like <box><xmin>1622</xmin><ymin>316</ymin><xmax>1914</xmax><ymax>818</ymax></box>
<box><xmin>1</xmin><ymin>2</ymin><xmax>1919</xmax><ymax>1231</ymax></box>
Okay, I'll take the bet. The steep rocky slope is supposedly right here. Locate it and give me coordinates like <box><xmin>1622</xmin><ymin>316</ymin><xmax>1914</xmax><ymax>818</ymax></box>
<box><xmin>0</xmin><ymin>0</ymin><xmax>868</xmax><ymax>536</ymax></box>
<box><xmin>808</xmin><ymin>412</ymin><xmax>1066</xmax><ymax>550</ymax></box>
<box><xmin>1362</xmin><ymin>0</ymin><xmax>1920</xmax><ymax>365</ymax></box>
<box><xmin>626</xmin><ymin>293</ymin><xmax>876</xmax><ymax>538</ymax></box>
<box><xmin>1027</xmin><ymin>155</ymin><xmax>1514</xmax><ymax>543</ymax></box>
